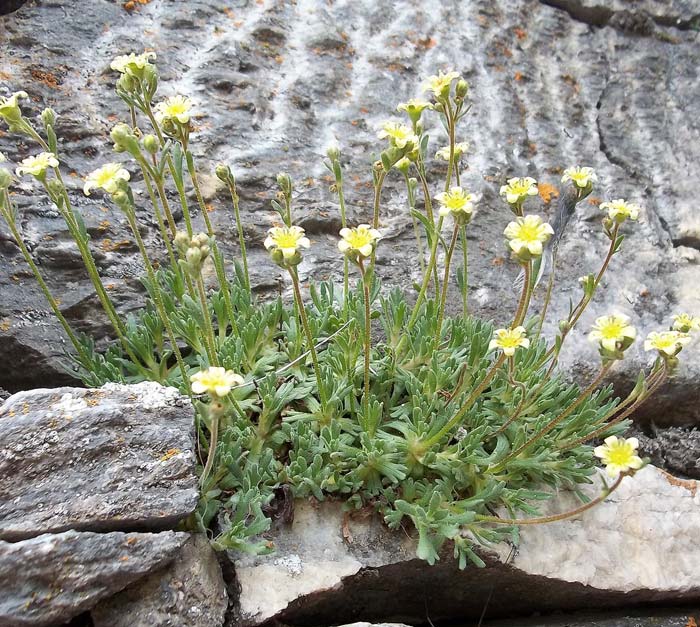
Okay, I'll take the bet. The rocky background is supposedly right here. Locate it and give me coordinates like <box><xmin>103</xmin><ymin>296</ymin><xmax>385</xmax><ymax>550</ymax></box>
<box><xmin>1</xmin><ymin>1</ymin><xmax>700</xmax><ymax>624</ymax></box>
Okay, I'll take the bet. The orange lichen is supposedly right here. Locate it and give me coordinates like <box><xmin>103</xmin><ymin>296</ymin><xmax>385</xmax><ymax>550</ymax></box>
<box><xmin>513</xmin><ymin>27</ymin><xmax>527</xmax><ymax>40</ymax></box>
<box><xmin>159</xmin><ymin>448</ymin><xmax>181</xmax><ymax>462</ymax></box>
<box><xmin>30</xmin><ymin>69</ymin><xmax>60</xmax><ymax>90</ymax></box>
<box><xmin>538</xmin><ymin>183</ymin><xmax>559</xmax><ymax>204</ymax></box>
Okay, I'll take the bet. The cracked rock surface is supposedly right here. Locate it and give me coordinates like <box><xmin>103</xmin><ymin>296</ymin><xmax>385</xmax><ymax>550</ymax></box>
<box><xmin>230</xmin><ymin>466</ymin><xmax>700</xmax><ymax>627</ymax></box>
<box><xmin>0</xmin><ymin>529</ymin><xmax>188</xmax><ymax>627</ymax></box>
<box><xmin>0</xmin><ymin>381</ymin><xmax>198</xmax><ymax>541</ymax></box>
<box><xmin>0</xmin><ymin>0</ymin><xmax>699</xmax><ymax>425</ymax></box>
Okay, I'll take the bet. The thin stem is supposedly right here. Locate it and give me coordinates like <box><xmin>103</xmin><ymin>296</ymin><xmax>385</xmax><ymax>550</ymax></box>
<box><xmin>496</xmin><ymin>362</ymin><xmax>614</xmax><ymax>467</ymax></box>
<box><xmin>443</xmin><ymin>101</ymin><xmax>456</xmax><ymax>192</ymax></box>
<box><xmin>407</xmin><ymin>215</ymin><xmax>445</xmax><ymax>332</ymax></box>
<box><xmin>477</xmin><ymin>474</ymin><xmax>625</xmax><ymax>525</ymax></box>
<box><xmin>403</xmin><ymin>172</ymin><xmax>426</xmax><ymax>275</ymax></box>
<box><xmin>200</xmin><ymin>405</ymin><xmax>222</xmax><ymax>486</ymax></box>
<box><xmin>196</xmin><ymin>274</ymin><xmax>219</xmax><ymax>365</ymax></box>
<box><xmin>434</xmin><ymin>221</ymin><xmax>460</xmax><ymax>348</ymax></box>
<box><xmin>512</xmin><ymin>261</ymin><xmax>532</xmax><ymax>327</ymax></box>
<box><xmin>534</xmin><ymin>265</ymin><xmax>555</xmax><ymax>339</ymax></box>
<box><xmin>559</xmin><ymin>367</ymin><xmax>668</xmax><ymax>451</ymax></box>
<box><xmin>122</xmin><ymin>207</ymin><xmax>191</xmax><ymax>393</ymax></box>
<box><xmin>359</xmin><ymin>257</ymin><xmax>372</xmax><ymax>416</ymax></box>
<box><xmin>289</xmin><ymin>267</ymin><xmax>328</xmax><ymax>410</ymax></box>
<box><xmin>225</xmin><ymin>176</ymin><xmax>250</xmax><ymax>292</ymax></box>
<box><xmin>423</xmin><ymin>353</ymin><xmax>507</xmax><ymax>448</ymax></box>
<box><xmin>460</xmin><ymin>226</ymin><xmax>468</xmax><ymax>317</ymax></box>
<box><xmin>0</xmin><ymin>194</ymin><xmax>89</xmax><ymax>364</ymax></box>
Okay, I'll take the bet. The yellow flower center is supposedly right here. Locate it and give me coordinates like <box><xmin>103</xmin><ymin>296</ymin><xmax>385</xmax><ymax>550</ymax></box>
<box><xmin>650</xmin><ymin>335</ymin><xmax>676</xmax><ymax>350</ymax></box>
<box><xmin>598</xmin><ymin>320</ymin><xmax>626</xmax><ymax>340</ymax></box>
<box><xmin>344</xmin><ymin>229</ymin><xmax>374</xmax><ymax>249</ymax></box>
<box><xmin>508</xmin><ymin>181</ymin><xmax>532</xmax><ymax>195</ymax></box>
<box><xmin>164</xmin><ymin>102</ymin><xmax>188</xmax><ymax>116</ymax></box>
<box><xmin>273</xmin><ymin>232</ymin><xmax>302</xmax><ymax>249</ymax></box>
<box><xmin>605</xmin><ymin>441</ymin><xmax>636</xmax><ymax>466</ymax></box>
<box><xmin>513</xmin><ymin>223</ymin><xmax>542</xmax><ymax>243</ymax></box>
<box><xmin>569</xmin><ymin>171</ymin><xmax>589</xmax><ymax>184</ymax></box>
<box><xmin>498</xmin><ymin>334</ymin><xmax>523</xmax><ymax>349</ymax></box>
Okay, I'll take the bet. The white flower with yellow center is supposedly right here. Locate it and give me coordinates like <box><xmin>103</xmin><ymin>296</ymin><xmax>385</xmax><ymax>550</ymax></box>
<box><xmin>561</xmin><ymin>166</ymin><xmax>597</xmax><ymax>188</ymax></box>
<box><xmin>671</xmin><ymin>313</ymin><xmax>700</xmax><ymax>333</ymax></box>
<box><xmin>338</xmin><ymin>224</ymin><xmax>382</xmax><ymax>259</ymax></box>
<box><xmin>110</xmin><ymin>51</ymin><xmax>156</xmax><ymax>74</ymax></box>
<box><xmin>499</xmin><ymin>176</ymin><xmax>539</xmax><ymax>205</ymax></box>
<box><xmin>264</xmin><ymin>225</ymin><xmax>311</xmax><ymax>260</ymax></box>
<box><xmin>190</xmin><ymin>366</ymin><xmax>244</xmax><ymax>398</ymax></box>
<box><xmin>377</xmin><ymin>121</ymin><xmax>418</xmax><ymax>150</ymax></box>
<box><xmin>422</xmin><ymin>70</ymin><xmax>461</xmax><ymax>98</ymax></box>
<box><xmin>435</xmin><ymin>142</ymin><xmax>469</xmax><ymax>161</ymax></box>
<box><xmin>503</xmin><ymin>214</ymin><xmax>554</xmax><ymax>258</ymax></box>
<box><xmin>488</xmin><ymin>326</ymin><xmax>530</xmax><ymax>356</ymax></box>
<box><xmin>599</xmin><ymin>198</ymin><xmax>640</xmax><ymax>224</ymax></box>
<box><xmin>644</xmin><ymin>330</ymin><xmax>691</xmax><ymax>356</ymax></box>
<box><xmin>594</xmin><ymin>436</ymin><xmax>643</xmax><ymax>478</ymax></box>
<box><xmin>15</xmin><ymin>152</ymin><xmax>59</xmax><ymax>178</ymax></box>
<box><xmin>83</xmin><ymin>163</ymin><xmax>130</xmax><ymax>196</ymax></box>
<box><xmin>588</xmin><ymin>314</ymin><xmax>636</xmax><ymax>352</ymax></box>
<box><xmin>435</xmin><ymin>186</ymin><xmax>476</xmax><ymax>222</ymax></box>
<box><xmin>397</xmin><ymin>98</ymin><xmax>433</xmax><ymax>116</ymax></box>
<box><xmin>154</xmin><ymin>95</ymin><xmax>193</xmax><ymax>125</ymax></box>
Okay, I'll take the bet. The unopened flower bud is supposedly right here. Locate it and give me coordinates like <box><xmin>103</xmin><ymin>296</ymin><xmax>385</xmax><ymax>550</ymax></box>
<box><xmin>110</xmin><ymin>123</ymin><xmax>140</xmax><ymax>155</ymax></box>
<box><xmin>215</xmin><ymin>163</ymin><xmax>231</xmax><ymax>183</ymax></box>
<box><xmin>455</xmin><ymin>79</ymin><xmax>469</xmax><ymax>99</ymax></box>
<box><xmin>326</xmin><ymin>144</ymin><xmax>340</xmax><ymax>162</ymax></box>
<box><xmin>143</xmin><ymin>134</ymin><xmax>159</xmax><ymax>154</ymax></box>
<box><xmin>276</xmin><ymin>172</ymin><xmax>293</xmax><ymax>196</ymax></box>
<box><xmin>0</xmin><ymin>168</ymin><xmax>12</xmax><ymax>190</ymax></box>
<box><xmin>40</xmin><ymin>108</ymin><xmax>56</xmax><ymax>129</ymax></box>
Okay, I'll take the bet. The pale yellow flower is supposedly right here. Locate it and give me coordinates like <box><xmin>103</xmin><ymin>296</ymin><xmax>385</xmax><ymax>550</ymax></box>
<box><xmin>397</xmin><ymin>98</ymin><xmax>433</xmax><ymax>116</ymax></box>
<box><xmin>435</xmin><ymin>186</ymin><xmax>476</xmax><ymax>221</ymax></box>
<box><xmin>83</xmin><ymin>163</ymin><xmax>130</xmax><ymax>196</ymax></box>
<box><xmin>264</xmin><ymin>225</ymin><xmax>311</xmax><ymax>260</ymax></box>
<box><xmin>110</xmin><ymin>51</ymin><xmax>156</xmax><ymax>74</ymax></box>
<box><xmin>0</xmin><ymin>91</ymin><xmax>28</xmax><ymax>124</ymax></box>
<box><xmin>671</xmin><ymin>313</ymin><xmax>700</xmax><ymax>333</ymax></box>
<box><xmin>15</xmin><ymin>152</ymin><xmax>59</xmax><ymax>178</ymax></box>
<box><xmin>338</xmin><ymin>224</ymin><xmax>381</xmax><ymax>258</ymax></box>
<box><xmin>504</xmin><ymin>214</ymin><xmax>554</xmax><ymax>258</ymax></box>
<box><xmin>422</xmin><ymin>70</ymin><xmax>461</xmax><ymax>98</ymax></box>
<box><xmin>499</xmin><ymin>176</ymin><xmax>538</xmax><ymax>205</ymax></box>
<box><xmin>377</xmin><ymin>121</ymin><xmax>418</xmax><ymax>150</ymax></box>
<box><xmin>599</xmin><ymin>199</ymin><xmax>640</xmax><ymax>224</ymax></box>
<box><xmin>644</xmin><ymin>330</ymin><xmax>691</xmax><ymax>356</ymax></box>
<box><xmin>594</xmin><ymin>436</ymin><xmax>643</xmax><ymax>478</ymax></box>
<box><xmin>588</xmin><ymin>314</ymin><xmax>636</xmax><ymax>352</ymax></box>
<box><xmin>435</xmin><ymin>142</ymin><xmax>469</xmax><ymax>161</ymax></box>
<box><xmin>561</xmin><ymin>166</ymin><xmax>597</xmax><ymax>188</ymax></box>
<box><xmin>190</xmin><ymin>366</ymin><xmax>243</xmax><ymax>398</ymax></box>
<box><xmin>154</xmin><ymin>95</ymin><xmax>193</xmax><ymax>125</ymax></box>
<box><xmin>488</xmin><ymin>326</ymin><xmax>530</xmax><ymax>356</ymax></box>
<box><xmin>0</xmin><ymin>151</ymin><xmax>6</xmax><ymax>163</ymax></box>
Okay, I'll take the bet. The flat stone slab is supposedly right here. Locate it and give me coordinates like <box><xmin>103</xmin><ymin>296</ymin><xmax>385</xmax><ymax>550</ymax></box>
<box><xmin>91</xmin><ymin>533</ymin><xmax>228</xmax><ymax>627</ymax></box>
<box><xmin>0</xmin><ymin>529</ymin><xmax>187</xmax><ymax>627</ymax></box>
<box><xmin>0</xmin><ymin>382</ymin><xmax>198</xmax><ymax>541</ymax></box>
<box><xmin>231</xmin><ymin>466</ymin><xmax>700</xmax><ymax>626</ymax></box>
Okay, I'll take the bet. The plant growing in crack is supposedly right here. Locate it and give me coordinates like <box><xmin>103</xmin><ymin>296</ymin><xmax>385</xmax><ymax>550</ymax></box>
<box><xmin>0</xmin><ymin>56</ymin><xmax>698</xmax><ymax>567</ymax></box>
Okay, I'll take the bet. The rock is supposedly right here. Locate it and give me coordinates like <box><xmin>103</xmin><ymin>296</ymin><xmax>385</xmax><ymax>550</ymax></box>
<box><xmin>484</xmin><ymin>609</ymin><xmax>700</xmax><ymax>626</ymax></box>
<box><xmin>0</xmin><ymin>0</ymin><xmax>699</xmax><ymax>428</ymax></box>
<box><xmin>631</xmin><ymin>425</ymin><xmax>700</xmax><ymax>479</ymax></box>
<box><xmin>0</xmin><ymin>529</ymin><xmax>187</xmax><ymax>627</ymax></box>
<box><xmin>91</xmin><ymin>534</ymin><xmax>228</xmax><ymax>627</ymax></box>
<box><xmin>0</xmin><ymin>382</ymin><xmax>198</xmax><ymax>541</ymax></box>
<box><xmin>229</xmin><ymin>466</ymin><xmax>700</xmax><ymax>626</ymax></box>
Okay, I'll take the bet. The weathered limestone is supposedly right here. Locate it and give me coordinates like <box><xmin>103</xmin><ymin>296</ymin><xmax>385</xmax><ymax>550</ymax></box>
<box><xmin>0</xmin><ymin>529</ymin><xmax>188</xmax><ymax>627</ymax></box>
<box><xmin>231</xmin><ymin>466</ymin><xmax>700</xmax><ymax>626</ymax></box>
<box><xmin>0</xmin><ymin>382</ymin><xmax>198</xmax><ymax>541</ymax></box>
<box><xmin>92</xmin><ymin>534</ymin><xmax>228</xmax><ymax>627</ymax></box>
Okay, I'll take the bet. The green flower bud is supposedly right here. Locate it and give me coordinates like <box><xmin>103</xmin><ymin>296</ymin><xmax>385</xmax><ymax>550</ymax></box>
<box><xmin>143</xmin><ymin>134</ymin><xmax>159</xmax><ymax>154</ymax></box>
<box><xmin>455</xmin><ymin>79</ymin><xmax>469</xmax><ymax>99</ymax></box>
<box><xmin>0</xmin><ymin>168</ymin><xmax>12</xmax><ymax>190</ymax></box>
<box><xmin>0</xmin><ymin>91</ymin><xmax>27</xmax><ymax>124</ymax></box>
<box><xmin>276</xmin><ymin>172</ymin><xmax>293</xmax><ymax>197</ymax></box>
<box><xmin>116</xmin><ymin>73</ymin><xmax>136</xmax><ymax>95</ymax></box>
<box><xmin>110</xmin><ymin>123</ymin><xmax>140</xmax><ymax>156</ymax></box>
<box><xmin>326</xmin><ymin>144</ymin><xmax>340</xmax><ymax>162</ymax></box>
<box><xmin>40</xmin><ymin>108</ymin><xmax>57</xmax><ymax>129</ymax></box>
<box><xmin>215</xmin><ymin>163</ymin><xmax>232</xmax><ymax>183</ymax></box>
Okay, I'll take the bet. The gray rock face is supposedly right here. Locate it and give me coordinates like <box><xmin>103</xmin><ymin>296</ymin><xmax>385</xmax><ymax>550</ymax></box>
<box><xmin>0</xmin><ymin>381</ymin><xmax>198</xmax><ymax>541</ymax></box>
<box><xmin>0</xmin><ymin>529</ymin><xmax>187</xmax><ymax>627</ymax></box>
<box><xmin>633</xmin><ymin>425</ymin><xmax>700</xmax><ymax>479</ymax></box>
<box><xmin>230</xmin><ymin>466</ymin><xmax>700</xmax><ymax>626</ymax></box>
<box><xmin>0</xmin><ymin>0</ymin><xmax>699</xmax><ymax>426</ymax></box>
<box><xmin>91</xmin><ymin>534</ymin><xmax>228</xmax><ymax>627</ymax></box>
